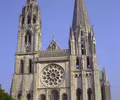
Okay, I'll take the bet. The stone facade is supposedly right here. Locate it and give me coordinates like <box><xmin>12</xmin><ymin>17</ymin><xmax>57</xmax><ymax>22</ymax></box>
<box><xmin>10</xmin><ymin>0</ymin><xmax>111</xmax><ymax>100</ymax></box>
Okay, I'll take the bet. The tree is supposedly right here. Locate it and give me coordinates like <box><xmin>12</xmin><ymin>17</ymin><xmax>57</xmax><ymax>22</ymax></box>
<box><xmin>0</xmin><ymin>88</ymin><xmax>15</xmax><ymax>100</ymax></box>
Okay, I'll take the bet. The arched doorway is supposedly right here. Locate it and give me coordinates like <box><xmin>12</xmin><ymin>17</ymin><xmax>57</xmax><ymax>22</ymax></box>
<box><xmin>50</xmin><ymin>90</ymin><xmax>59</xmax><ymax>100</ymax></box>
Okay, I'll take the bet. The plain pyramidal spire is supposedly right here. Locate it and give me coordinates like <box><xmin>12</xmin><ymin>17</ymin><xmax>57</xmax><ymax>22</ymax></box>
<box><xmin>72</xmin><ymin>0</ymin><xmax>90</xmax><ymax>29</ymax></box>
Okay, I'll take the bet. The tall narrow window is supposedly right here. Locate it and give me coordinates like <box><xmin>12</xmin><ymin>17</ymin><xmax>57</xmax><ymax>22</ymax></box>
<box><xmin>28</xmin><ymin>15</ymin><xmax>31</xmax><ymax>24</ymax></box>
<box><xmin>62</xmin><ymin>93</ymin><xmax>67</xmax><ymax>100</ymax></box>
<box><xmin>81</xmin><ymin>31</ymin><xmax>83</xmax><ymax>36</ymax></box>
<box><xmin>22</xmin><ymin>17</ymin><xmax>24</xmax><ymax>25</ymax></box>
<box><xmin>50</xmin><ymin>90</ymin><xmax>59</xmax><ymax>100</ymax></box>
<box><xmin>76</xmin><ymin>57</ymin><xmax>79</xmax><ymax>69</ymax></box>
<box><xmin>25</xmin><ymin>31</ymin><xmax>31</xmax><ymax>52</ymax></box>
<box><xmin>81</xmin><ymin>44</ymin><xmax>85</xmax><ymax>55</ymax></box>
<box><xmin>87</xmin><ymin>56</ymin><xmax>90</xmax><ymax>68</ymax></box>
<box><xmin>93</xmin><ymin>44</ymin><xmax>96</xmax><ymax>54</ymax></box>
<box><xmin>18</xmin><ymin>94</ymin><xmax>22</xmax><ymax>100</ymax></box>
<box><xmin>76</xmin><ymin>88</ymin><xmax>82</xmax><ymax>100</ymax></box>
<box><xmin>27</xmin><ymin>93</ymin><xmax>31</xmax><ymax>100</ymax></box>
<box><xmin>20</xmin><ymin>60</ymin><xmax>24</xmax><ymax>74</ymax></box>
<box><xmin>101</xmin><ymin>87</ymin><xmax>104</xmax><ymax>100</ymax></box>
<box><xmin>40</xmin><ymin>94</ymin><xmax>46</xmax><ymax>100</ymax></box>
<box><xmin>29</xmin><ymin>59</ymin><xmax>32</xmax><ymax>73</ymax></box>
<box><xmin>25</xmin><ymin>31</ymin><xmax>31</xmax><ymax>45</ymax></box>
<box><xmin>33</xmin><ymin>15</ymin><xmax>36</xmax><ymax>24</ymax></box>
<box><xmin>87</xmin><ymin>88</ymin><xmax>92</xmax><ymax>100</ymax></box>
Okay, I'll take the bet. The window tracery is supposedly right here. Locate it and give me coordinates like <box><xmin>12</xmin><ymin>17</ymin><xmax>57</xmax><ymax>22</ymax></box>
<box><xmin>41</xmin><ymin>64</ymin><xmax>65</xmax><ymax>87</ymax></box>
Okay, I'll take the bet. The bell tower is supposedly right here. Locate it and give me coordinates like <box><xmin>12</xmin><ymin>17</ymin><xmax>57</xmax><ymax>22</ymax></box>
<box><xmin>17</xmin><ymin>0</ymin><xmax>41</xmax><ymax>53</ymax></box>
<box><xmin>69</xmin><ymin>0</ymin><xmax>105</xmax><ymax>100</ymax></box>
<box><xmin>11</xmin><ymin>0</ymin><xmax>41</xmax><ymax>100</ymax></box>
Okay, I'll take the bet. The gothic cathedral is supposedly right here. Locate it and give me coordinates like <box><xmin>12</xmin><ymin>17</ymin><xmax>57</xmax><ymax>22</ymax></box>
<box><xmin>10</xmin><ymin>0</ymin><xmax>111</xmax><ymax>100</ymax></box>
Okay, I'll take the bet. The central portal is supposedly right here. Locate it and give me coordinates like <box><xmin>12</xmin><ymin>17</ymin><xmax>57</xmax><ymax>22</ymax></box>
<box><xmin>50</xmin><ymin>90</ymin><xmax>59</xmax><ymax>100</ymax></box>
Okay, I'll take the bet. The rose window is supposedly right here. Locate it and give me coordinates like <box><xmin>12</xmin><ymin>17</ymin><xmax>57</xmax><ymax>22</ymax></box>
<box><xmin>41</xmin><ymin>64</ymin><xmax>65</xmax><ymax>87</ymax></box>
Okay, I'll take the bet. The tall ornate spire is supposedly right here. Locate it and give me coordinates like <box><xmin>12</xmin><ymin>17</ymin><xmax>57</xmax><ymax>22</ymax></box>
<box><xmin>72</xmin><ymin>0</ymin><xmax>90</xmax><ymax>30</ymax></box>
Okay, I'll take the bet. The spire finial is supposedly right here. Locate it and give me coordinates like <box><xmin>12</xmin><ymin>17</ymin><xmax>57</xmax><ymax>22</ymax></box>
<box><xmin>103</xmin><ymin>67</ymin><xmax>108</xmax><ymax>83</ymax></box>
<box><xmin>52</xmin><ymin>35</ymin><xmax>55</xmax><ymax>41</ymax></box>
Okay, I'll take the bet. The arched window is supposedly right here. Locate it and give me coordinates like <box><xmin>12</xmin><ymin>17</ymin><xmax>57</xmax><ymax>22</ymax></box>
<box><xmin>40</xmin><ymin>94</ymin><xmax>46</xmax><ymax>100</ymax></box>
<box><xmin>76</xmin><ymin>88</ymin><xmax>82</xmax><ymax>100</ymax></box>
<box><xmin>50</xmin><ymin>90</ymin><xmax>59</xmax><ymax>100</ymax></box>
<box><xmin>62</xmin><ymin>93</ymin><xmax>67</xmax><ymax>100</ymax></box>
<box><xmin>33</xmin><ymin>15</ymin><xmax>36</xmax><ymax>24</ymax></box>
<box><xmin>18</xmin><ymin>94</ymin><xmax>22</xmax><ymax>100</ymax></box>
<box><xmin>81</xmin><ymin>31</ymin><xmax>83</xmax><ymax>36</ymax></box>
<box><xmin>20</xmin><ymin>60</ymin><xmax>24</xmax><ymax>74</ymax></box>
<box><xmin>87</xmin><ymin>88</ymin><xmax>92</xmax><ymax>100</ymax></box>
<box><xmin>22</xmin><ymin>17</ymin><xmax>24</xmax><ymax>25</ymax></box>
<box><xmin>25</xmin><ymin>31</ymin><xmax>31</xmax><ymax>45</ymax></box>
<box><xmin>29</xmin><ymin>59</ymin><xmax>32</xmax><ymax>73</ymax></box>
<box><xmin>25</xmin><ymin>31</ymin><xmax>32</xmax><ymax>52</ymax></box>
<box><xmin>81</xmin><ymin>44</ymin><xmax>86</xmax><ymax>55</ymax></box>
<box><xmin>27</xmin><ymin>93</ymin><xmax>31</xmax><ymax>100</ymax></box>
<box><xmin>87</xmin><ymin>56</ymin><xmax>90</xmax><ymax>68</ymax></box>
<box><xmin>27</xmin><ymin>15</ymin><xmax>31</xmax><ymax>24</ymax></box>
<box><xmin>76</xmin><ymin>57</ymin><xmax>79</xmax><ymax>69</ymax></box>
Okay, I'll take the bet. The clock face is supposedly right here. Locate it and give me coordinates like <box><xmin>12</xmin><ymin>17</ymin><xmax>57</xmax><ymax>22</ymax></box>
<box><xmin>41</xmin><ymin>64</ymin><xmax>65</xmax><ymax>87</ymax></box>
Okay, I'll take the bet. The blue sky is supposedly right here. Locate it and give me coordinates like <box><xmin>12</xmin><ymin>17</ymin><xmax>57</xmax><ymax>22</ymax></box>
<box><xmin>0</xmin><ymin>0</ymin><xmax>120</xmax><ymax>100</ymax></box>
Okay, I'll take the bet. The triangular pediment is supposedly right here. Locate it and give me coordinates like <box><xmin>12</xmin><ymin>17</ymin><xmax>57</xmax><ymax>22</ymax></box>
<box><xmin>46</xmin><ymin>40</ymin><xmax>61</xmax><ymax>51</ymax></box>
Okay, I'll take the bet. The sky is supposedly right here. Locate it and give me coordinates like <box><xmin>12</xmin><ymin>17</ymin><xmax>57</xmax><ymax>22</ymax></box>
<box><xmin>0</xmin><ymin>0</ymin><xmax>120</xmax><ymax>100</ymax></box>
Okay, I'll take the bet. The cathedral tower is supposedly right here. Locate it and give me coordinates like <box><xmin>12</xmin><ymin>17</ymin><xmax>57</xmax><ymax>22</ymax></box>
<box><xmin>11</xmin><ymin>0</ymin><xmax>111</xmax><ymax>100</ymax></box>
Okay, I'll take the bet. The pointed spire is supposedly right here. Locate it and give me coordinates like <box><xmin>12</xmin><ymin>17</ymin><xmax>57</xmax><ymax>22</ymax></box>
<box><xmin>27</xmin><ymin>0</ymin><xmax>36</xmax><ymax>4</ymax></box>
<box><xmin>52</xmin><ymin>35</ymin><xmax>55</xmax><ymax>41</ymax></box>
<box><xmin>72</xmin><ymin>0</ymin><xmax>90</xmax><ymax>30</ymax></box>
<box><xmin>103</xmin><ymin>67</ymin><xmax>108</xmax><ymax>83</ymax></box>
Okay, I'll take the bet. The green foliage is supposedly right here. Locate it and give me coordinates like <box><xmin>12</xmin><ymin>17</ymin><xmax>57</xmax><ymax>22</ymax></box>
<box><xmin>0</xmin><ymin>88</ymin><xmax>15</xmax><ymax>100</ymax></box>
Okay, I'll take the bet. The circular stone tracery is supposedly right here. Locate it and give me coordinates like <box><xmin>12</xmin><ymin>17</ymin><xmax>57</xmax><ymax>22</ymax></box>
<box><xmin>41</xmin><ymin>64</ymin><xmax>65</xmax><ymax>87</ymax></box>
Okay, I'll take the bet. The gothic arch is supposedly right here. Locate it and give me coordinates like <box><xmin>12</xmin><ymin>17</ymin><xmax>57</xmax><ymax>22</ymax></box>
<box><xmin>76</xmin><ymin>88</ymin><xmax>82</xmax><ymax>100</ymax></box>
<box><xmin>62</xmin><ymin>93</ymin><xmax>67</xmax><ymax>100</ymax></box>
<box><xmin>27</xmin><ymin>15</ymin><xmax>31</xmax><ymax>24</ymax></box>
<box><xmin>27</xmin><ymin>93</ymin><xmax>31</xmax><ymax>100</ymax></box>
<box><xmin>33</xmin><ymin>15</ymin><xmax>37</xmax><ymax>24</ymax></box>
<box><xmin>81</xmin><ymin>38</ymin><xmax>86</xmax><ymax>55</ymax></box>
<box><xmin>18</xmin><ymin>93</ymin><xmax>22</xmax><ymax>100</ymax></box>
<box><xmin>50</xmin><ymin>90</ymin><xmax>59</xmax><ymax>100</ymax></box>
<box><xmin>87</xmin><ymin>88</ymin><xmax>92</xmax><ymax>100</ymax></box>
<box><xmin>40</xmin><ymin>94</ymin><xmax>46</xmax><ymax>100</ymax></box>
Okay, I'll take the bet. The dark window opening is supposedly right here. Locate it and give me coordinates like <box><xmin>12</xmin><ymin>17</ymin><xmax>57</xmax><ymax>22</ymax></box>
<box><xmin>20</xmin><ymin>60</ymin><xmax>24</xmax><ymax>74</ymax></box>
<box><xmin>81</xmin><ymin>31</ymin><xmax>83</xmax><ymax>36</ymax></box>
<box><xmin>29</xmin><ymin>59</ymin><xmax>32</xmax><ymax>73</ymax></box>
<box><xmin>101</xmin><ymin>87</ymin><xmax>104</xmax><ymax>100</ymax></box>
<box><xmin>50</xmin><ymin>90</ymin><xmax>59</xmax><ymax>100</ymax></box>
<box><xmin>81</xmin><ymin>45</ymin><xmax>86</xmax><ymax>55</ymax></box>
<box><xmin>27</xmin><ymin>15</ymin><xmax>31</xmax><ymax>24</ymax></box>
<box><xmin>87</xmin><ymin>88</ymin><xmax>92</xmax><ymax>100</ymax></box>
<box><xmin>33</xmin><ymin>15</ymin><xmax>36</xmax><ymax>24</ymax></box>
<box><xmin>18</xmin><ymin>94</ymin><xmax>22</xmax><ymax>100</ymax></box>
<box><xmin>27</xmin><ymin>93</ymin><xmax>31</xmax><ymax>100</ymax></box>
<box><xmin>22</xmin><ymin>17</ymin><xmax>24</xmax><ymax>25</ymax></box>
<box><xmin>76</xmin><ymin>88</ymin><xmax>82</xmax><ymax>100</ymax></box>
<box><xmin>87</xmin><ymin>56</ymin><xmax>90</xmax><ymax>68</ymax></box>
<box><xmin>40</xmin><ymin>94</ymin><xmax>46</xmax><ymax>100</ymax></box>
<box><xmin>25</xmin><ymin>31</ymin><xmax>31</xmax><ymax>45</ymax></box>
<box><xmin>76</xmin><ymin>57</ymin><xmax>79</xmax><ymax>69</ymax></box>
<box><xmin>62</xmin><ymin>93</ymin><xmax>67</xmax><ymax>100</ymax></box>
